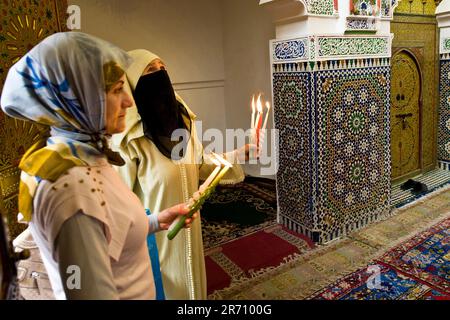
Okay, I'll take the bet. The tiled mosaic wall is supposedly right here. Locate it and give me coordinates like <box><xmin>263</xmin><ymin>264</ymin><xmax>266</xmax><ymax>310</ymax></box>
<box><xmin>304</xmin><ymin>0</ymin><xmax>336</xmax><ymax>16</ymax></box>
<box><xmin>274</xmin><ymin>64</ymin><xmax>391</xmax><ymax>243</ymax></box>
<box><xmin>438</xmin><ymin>59</ymin><xmax>450</xmax><ymax>162</ymax></box>
<box><xmin>315</xmin><ymin>66</ymin><xmax>391</xmax><ymax>241</ymax></box>
<box><xmin>274</xmin><ymin>72</ymin><xmax>314</xmax><ymax>233</ymax></box>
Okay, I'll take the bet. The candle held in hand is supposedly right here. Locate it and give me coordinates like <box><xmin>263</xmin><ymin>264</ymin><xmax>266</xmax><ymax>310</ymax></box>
<box><xmin>251</xmin><ymin>95</ymin><xmax>256</xmax><ymax>129</ymax></box>
<box><xmin>262</xmin><ymin>101</ymin><xmax>271</xmax><ymax>132</ymax></box>
<box><xmin>208</xmin><ymin>153</ymin><xmax>232</xmax><ymax>189</ymax></box>
<box><xmin>167</xmin><ymin>153</ymin><xmax>232</xmax><ymax>240</ymax></box>
<box><xmin>259</xmin><ymin>101</ymin><xmax>271</xmax><ymax>153</ymax></box>
<box><xmin>255</xmin><ymin>95</ymin><xmax>263</xmax><ymax>149</ymax></box>
<box><xmin>199</xmin><ymin>162</ymin><xmax>221</xmax><ymax>193</ymax></box>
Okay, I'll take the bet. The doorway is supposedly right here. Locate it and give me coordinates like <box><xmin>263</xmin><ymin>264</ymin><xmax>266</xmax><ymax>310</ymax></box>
<box><xmin>390</xmin><ymin>50</ymin><xmax>422</xmax><ymax>181</ymax></box>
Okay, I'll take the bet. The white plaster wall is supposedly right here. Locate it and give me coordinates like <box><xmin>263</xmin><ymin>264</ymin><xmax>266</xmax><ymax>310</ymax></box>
<box><xmin>437</xmin><ymin>0</ymin><xmax>450</xmax><ymax>18</ymax></box>
<box><xmin>222</xmin><ymin>0</ymin><xmax>276</xmax><ymax>178</ymax></box>
<box><xmin>67</xmin><ymin>0</ymin><xmax>227</xmax><ymax>133</ymax></box>
<box><xmin>68</xmin><ymin>0</ymin><xmax>276</xmax><ymax>178</ymax></box>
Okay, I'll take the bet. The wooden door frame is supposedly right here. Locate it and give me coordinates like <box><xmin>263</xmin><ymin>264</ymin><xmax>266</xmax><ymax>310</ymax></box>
<box><xmin>390</xmin><ymin>15</ymin><xmax>439</xmax><ymax>185</ymax></box>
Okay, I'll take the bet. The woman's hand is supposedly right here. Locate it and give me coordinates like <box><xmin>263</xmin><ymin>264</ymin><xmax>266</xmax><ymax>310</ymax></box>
<box><xmin>234</xmin><ymin>144</ymin><xmax>258</xmax><ymax>162</ymax></box>
<box><xmin>157</xmin><ymin>203</ymin><xmax>198</xmax><ymax>230</ymax></box>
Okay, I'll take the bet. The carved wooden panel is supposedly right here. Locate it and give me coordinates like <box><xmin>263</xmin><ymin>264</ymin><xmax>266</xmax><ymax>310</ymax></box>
<box><xmin>390</xmin><ymin>51</ymin><xmax>421</xmax><ymax>179</ymax></box>
<box><xmin>0</xmin><ymin>0</ymin><xmax>68</xmax><ymax>238</ymax></box>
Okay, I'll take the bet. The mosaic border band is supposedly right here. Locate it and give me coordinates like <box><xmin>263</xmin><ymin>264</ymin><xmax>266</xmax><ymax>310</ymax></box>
<box><xmin>438</xmin><ymin>160</ymin><xmax>450</xmax><ymax>171</ymax></box>
<box><xmin>279</xmin><ymin>207</ymin><xmax>392</xmax><ymax>243</ymax></box>
<box><xmin>440</xmin><ymin>38</ymin><xmax>450</xmax><ymax>55</ymax></box>
<box><xmin>272</xmin><ymin>57</ymin><xmax>391</xmax><ymax>73</ymax></box>
<box><xmin>264</xmin><ymin>0</ymin><xmax>398</xmax><ymax>19</ymax></box>
<box><xmin>345</xmin><ymin>17</ymin><xmax>378</xmax><ymax>32</ymax></box>
<box><xmin>381</xmin><ymin>0</ymin><xmax>400</xmax><ymax>20</ymax></box>
<box><xmin>302</xmin><ymin>0</ymin><xmax>337</xmax><ymax>16</ymax></box>
<box><xmin>272</xmin><ymin>35</ymin><xmax>392</xmax><ymax>63</ymax></box>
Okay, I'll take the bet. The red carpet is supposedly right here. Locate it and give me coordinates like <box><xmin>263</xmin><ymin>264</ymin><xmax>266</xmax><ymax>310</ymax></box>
<box><xmin>205</xmin><ymin>225</ymin><xmax>315</xmax><ymax>295</ymax></box>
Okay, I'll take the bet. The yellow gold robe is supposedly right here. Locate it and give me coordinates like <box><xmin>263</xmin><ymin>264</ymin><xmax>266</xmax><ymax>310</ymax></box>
<box><xmin>112</xmin><ymin>96</ymin><xmax>244</xmax><ymax>300</ymax></box>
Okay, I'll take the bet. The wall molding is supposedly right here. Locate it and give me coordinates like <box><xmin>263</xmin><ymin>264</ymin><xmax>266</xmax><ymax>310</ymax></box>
<box><xmin>173</xmin><ymin>79</ymin><xmax>225</xmax><ymax>91</ymax></box>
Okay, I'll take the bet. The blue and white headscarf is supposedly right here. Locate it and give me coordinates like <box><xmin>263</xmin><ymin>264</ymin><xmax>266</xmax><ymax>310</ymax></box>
<box><xmin>0</xmin><ymin>32</ymin><xmax>132</xmax><ymax>222</ymax></box>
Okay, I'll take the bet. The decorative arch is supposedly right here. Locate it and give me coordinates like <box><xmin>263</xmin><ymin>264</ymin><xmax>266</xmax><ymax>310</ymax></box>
<box><xmin>390</xmin><ymin>49</ymin><xmax>423</xmax><ymax>179</ymax></box>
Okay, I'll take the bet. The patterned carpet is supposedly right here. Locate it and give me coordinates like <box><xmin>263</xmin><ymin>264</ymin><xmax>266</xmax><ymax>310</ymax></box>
<box><xmin>309</xmin><ymin>265</ymin><xmax>449</xmax><ymax>300</ymax></box>
<box><xmin>309</xmin><ymin>217</ymin><xmax>450</xmax><ymax>300</ymax></box>
<box><xmin>208</xmin><ymin>186</ymin><xmax>450</xmax><ymax>300</ymax></box>
<box><xmin>201</xmin><ymin>177</ymin><xmax>277</xmax><ymax>250</ymax></box>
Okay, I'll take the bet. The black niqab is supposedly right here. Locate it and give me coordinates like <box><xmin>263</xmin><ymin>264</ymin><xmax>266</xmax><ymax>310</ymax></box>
<box><xmin>134</xmin><ymin>70</ymin><xmax>191</xmax><ymax>160</ymax></box>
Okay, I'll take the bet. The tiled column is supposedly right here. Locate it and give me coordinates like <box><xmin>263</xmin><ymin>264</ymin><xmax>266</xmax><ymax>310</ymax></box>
<box><xmin>437</xmin><ymin>1</ymin><xmax>450</xmax><ymax>170</ymax></box>
<box><xmin>261</xmin><ymin>0</ymin><xmax>397</xmax><ymax>243</ymax></box>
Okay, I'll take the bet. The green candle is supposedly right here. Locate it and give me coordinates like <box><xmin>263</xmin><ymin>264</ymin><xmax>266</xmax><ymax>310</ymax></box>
<box><xmin>167</xmin><ymin>154</ymin><xmax>232</xmax><ymax>240</ymax></box>
<box><xmin>207</xmin><ymin>164</ymin><xmax>230</xmax><ymax>190</ymax></box>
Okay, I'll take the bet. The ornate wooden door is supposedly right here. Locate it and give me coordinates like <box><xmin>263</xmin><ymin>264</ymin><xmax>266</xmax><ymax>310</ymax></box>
<box><xmin>390</xmin><ymin>51</ymin><xmax>421</xmax><ymax>180</ymax></box>
<box><xmin>0</xmin><ymin>0</ymin><xmax>67</xmax><ymax>239</ymax></box>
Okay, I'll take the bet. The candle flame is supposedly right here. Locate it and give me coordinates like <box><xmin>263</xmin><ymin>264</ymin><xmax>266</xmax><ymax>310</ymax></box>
<box><xmin>256</xmin><ymin>94</ymin><xmax>263</xmax><ymax>113</ymax></box>
<box><xmin>266</xmin><ymin>101</ymin><xmax>271</xmax><ymax>110</ymax></box>
<box><xmin>251</xmin><ymin>95</ymin><xmax>255</xmax><ymax>111</ymax></box>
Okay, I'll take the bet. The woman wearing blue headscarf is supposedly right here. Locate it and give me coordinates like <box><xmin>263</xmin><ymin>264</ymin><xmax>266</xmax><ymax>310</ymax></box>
<box><xmin>0</xmin><ymin>32</ymin><xmax>194</xmax><ymax>300</ymax></box>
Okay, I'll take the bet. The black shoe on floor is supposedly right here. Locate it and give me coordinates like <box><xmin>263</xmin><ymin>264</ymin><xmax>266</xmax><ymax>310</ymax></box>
<box><xmin>400</xmin><ymin>179</ymin><xmax>416</xmax><ymax>191</ymax></box>
<box><xmin>412</xmin><ymin>182</ymin><xmax>428</xmax><ymax>194</ymax></box>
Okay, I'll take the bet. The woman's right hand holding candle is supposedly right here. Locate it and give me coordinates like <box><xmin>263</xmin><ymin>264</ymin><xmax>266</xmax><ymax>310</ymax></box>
<box><xmin>157</xmin><ymin>203</ymin><xmax>198</xmax><ymax>230</ymax></box>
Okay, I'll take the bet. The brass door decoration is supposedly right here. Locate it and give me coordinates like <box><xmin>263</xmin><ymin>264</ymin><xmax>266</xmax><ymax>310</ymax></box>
<box><xmin>390</xmin><ymin>51</ymin><xmax>421</xmax><ymax>179</ymax></box>
<box><xmin>0</xmin><ymin>0</ymin><xmax>68</xmax><ymax>239</ymax></box>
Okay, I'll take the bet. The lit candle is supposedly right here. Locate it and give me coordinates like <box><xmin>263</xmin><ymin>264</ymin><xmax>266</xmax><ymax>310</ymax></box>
<box><xmin>251</xmin><ymin>95</ymin><xmax>256</xmax><ymax>129</ymax></box>
<box><xmin>262</xmin><ymin>101</ymin><xmax>271</xmax><ymax>132</ymax></box>
<box><xmin>208</xmin><ymin>153</ymin><xmax>232</xmax><ymax>189</ymax></box>
<box><xmin>208</xmin><ymin>166</ymin><xmax>231</xmax><ymax>190</ymax></box>
<box><xmin>259</xmin><ymin>101</ymin><xmax>271</xmax><ymax>154</ymax></box>
<box><xmin>167</xmin><ymin>153</ymin><xmax>232</xmax><ymax>240</ymax></box>
<box><xmin>199</xmin><ymin>157</ymin><xmax>221</xmax><ymax>193</ymax></box>
<box><xmin>255</xmin><ymin>95</ymin><xmax>263</xmax><ymax>148</ymax></box>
